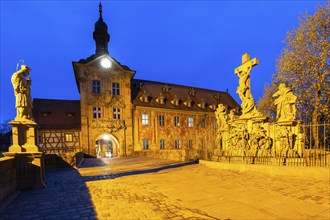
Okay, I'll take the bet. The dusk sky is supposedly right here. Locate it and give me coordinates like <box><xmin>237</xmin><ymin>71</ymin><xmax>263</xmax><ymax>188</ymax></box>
<box><xmin>0</xmin><ymin>1</ymin><xmax>326</xmax><ymax>123</ymax></box>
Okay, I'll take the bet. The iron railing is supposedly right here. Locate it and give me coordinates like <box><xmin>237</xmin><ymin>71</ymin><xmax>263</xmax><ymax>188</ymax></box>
<box><xmin>203</xmin><ymin>123</ymin><xmax>330</xmax><ymax>167</ymax></box>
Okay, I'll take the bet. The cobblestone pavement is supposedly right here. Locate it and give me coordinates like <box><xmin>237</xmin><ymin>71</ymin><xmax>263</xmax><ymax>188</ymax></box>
<box><xmin>1</xmin><ymin>157</ymin><xmax>329</xmax><ymax>219</ymax></box>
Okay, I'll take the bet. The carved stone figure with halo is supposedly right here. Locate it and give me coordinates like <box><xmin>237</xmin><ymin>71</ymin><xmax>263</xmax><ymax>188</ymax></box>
<box><xmin>11</xmin><ymin>64</ymin><xmax>33</xmax><ymax>120</ymax></box>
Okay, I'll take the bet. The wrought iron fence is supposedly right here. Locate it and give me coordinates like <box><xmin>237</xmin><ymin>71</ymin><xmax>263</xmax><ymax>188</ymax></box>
<box><xmin>204</xmin><ymin>123</ymin><xmax>330</xmax><ymax>167</ymax></box>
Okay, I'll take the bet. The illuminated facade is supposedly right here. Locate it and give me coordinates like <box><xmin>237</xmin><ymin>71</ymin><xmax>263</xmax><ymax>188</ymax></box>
<box><xmin>34</xmin><ymin>4</ymin><xmax>240</xmax><ymax>160</ymax></box>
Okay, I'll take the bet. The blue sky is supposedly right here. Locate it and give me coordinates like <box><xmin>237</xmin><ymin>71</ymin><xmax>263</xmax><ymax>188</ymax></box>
<box><xmin>0</xmin><ymin>0</ymin><xmax>326</xmax><ymax>123</ymax></box>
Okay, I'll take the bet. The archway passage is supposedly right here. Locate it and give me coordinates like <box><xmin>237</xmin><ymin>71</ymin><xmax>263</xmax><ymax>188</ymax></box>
<box><xmin>95</xmin><ymin>134</ymin><xmax>119</xmax><ymax>158</ymax></box>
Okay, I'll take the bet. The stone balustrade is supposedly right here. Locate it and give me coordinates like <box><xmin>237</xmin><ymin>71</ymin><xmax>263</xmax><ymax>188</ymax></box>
<box><xmin>0</xmin><ymin>157</ymin><xmax>17</xmax><ymax>203</ymax></box>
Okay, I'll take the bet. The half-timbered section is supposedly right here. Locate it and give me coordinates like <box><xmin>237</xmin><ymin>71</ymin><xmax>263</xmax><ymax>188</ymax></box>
<box><xmin>33</xmin><ymin>99</ymin><xmax>81</xmax><ymax>153</ymax></box>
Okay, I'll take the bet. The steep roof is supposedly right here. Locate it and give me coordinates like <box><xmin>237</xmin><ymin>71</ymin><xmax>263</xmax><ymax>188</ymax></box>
<box><xmin>33</xmin><ymin>99</ymin><xmax>81</xmax><ymax>130</ymax></box>
<box><xmin>131</xmin><ymin>79</ymin><xmax>240</xmax><ymax>112</ymax></box>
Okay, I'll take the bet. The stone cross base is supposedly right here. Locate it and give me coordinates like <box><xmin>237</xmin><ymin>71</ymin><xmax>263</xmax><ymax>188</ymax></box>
<box><xmin>8</xmin><ymin>120</ymin><xmax>39</xmax><ymax>153</ymax></box>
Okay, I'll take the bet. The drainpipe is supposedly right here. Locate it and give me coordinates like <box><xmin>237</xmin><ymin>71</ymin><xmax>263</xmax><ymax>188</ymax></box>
<box><xmin>87</xmin><ymin>116</ymin><xmax>90</xmax><ymax>155</ymax></box>
<box><xmin>124</xmin><ymin>126</ymin><xmax>127</xmax><ymax>157</ymax></box>
<box><xmin>132</xmin><ymin>104</ymin><xmax>136</xmax><ymax>153</ymax></box>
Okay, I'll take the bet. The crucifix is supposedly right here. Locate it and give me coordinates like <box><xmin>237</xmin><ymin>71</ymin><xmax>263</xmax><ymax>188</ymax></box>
<box><xmin>234</xmin><ymin>53</ymin><xmax>258</xmax><ymax>101</ymax></box>
<box><xmin>234</xmin><ymin>53</ymin><xmax>261</xmax><ymax>118</ymax></box>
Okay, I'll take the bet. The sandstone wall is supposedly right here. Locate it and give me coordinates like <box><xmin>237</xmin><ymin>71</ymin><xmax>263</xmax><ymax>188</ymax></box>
<box><xmin>0</xmin><ymin>157</ymin><xmax>16</xmax><ymax>203</ymax></box>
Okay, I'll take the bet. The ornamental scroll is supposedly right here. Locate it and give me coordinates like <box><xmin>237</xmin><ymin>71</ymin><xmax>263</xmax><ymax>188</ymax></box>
<box><xmin>90</xmin><ymin>118</ymin><xmax>126</xmax><ymax>133</ymax></box>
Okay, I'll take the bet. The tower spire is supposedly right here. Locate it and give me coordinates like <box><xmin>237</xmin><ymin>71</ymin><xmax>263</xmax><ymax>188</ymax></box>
<box><xmin>99</xmin><ymin>2</ymin><xmax>103</xmax><ymax>19</ymax></box>
<box><xmin>93</xmin><ymin>2</ymin><xmax>110</xmax><ymax>55</ymax></box>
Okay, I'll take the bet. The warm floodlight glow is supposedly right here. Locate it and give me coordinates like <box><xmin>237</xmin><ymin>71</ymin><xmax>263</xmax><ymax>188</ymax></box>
<box><xmin>100</xmin><ymin>58</ymin><xmax>112</xmax><ymax>68</ymax></box>
<box><xmin>102</xmin><ymin>134</ymin><xmax>110</xmax><ymax>141</ymax></box>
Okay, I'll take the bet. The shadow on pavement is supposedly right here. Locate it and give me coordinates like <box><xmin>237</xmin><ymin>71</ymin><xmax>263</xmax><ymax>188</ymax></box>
<box><xmin>0</xmin><ymin>168</ymin><xmax>97</xmax><ymax>219</ymax></box>
<box><xmin>0</xmin><ymin>158</ymin><xmax>198</xmax><ymax>219</ymax></box>
<box><xmin>79</xmin><ymin>158</ymin><xmax>110</xmax><ymax>168</ymax></box>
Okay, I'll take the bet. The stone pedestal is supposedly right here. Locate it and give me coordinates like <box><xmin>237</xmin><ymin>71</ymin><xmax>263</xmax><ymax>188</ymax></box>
<box><xmin>4</xmin><ymin>119</ymin><xmax>46</xmax><ymax>189</ymax></box>
<box><xmin>8</xmin><ymin>120</ymin><xmax>39</xmax><ymax>153</ymax></box>
<box><xmin>250</xmin><ymin>116</ymin><xmax>268</xmax><ymax>124</ymax></box>
<box><xmin>277</xmin><ymin>120</ymin><xmax>297</xmax><ymax>127</ymax></box>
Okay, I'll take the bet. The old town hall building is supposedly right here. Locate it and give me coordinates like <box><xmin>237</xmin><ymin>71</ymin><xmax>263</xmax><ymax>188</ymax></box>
<box><xmin>33</xmin><ymin>4</ymin><xmax>240</xmax><ymax>160</ymax></box>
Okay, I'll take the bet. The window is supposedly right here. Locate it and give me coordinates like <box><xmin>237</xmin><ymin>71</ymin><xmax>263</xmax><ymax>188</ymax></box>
<box><xmin>199</xmin><ymin>101</ymin><xmax>206</xmax><ymax>109</ymax></box>
<box><xmin>159</xmin><ymin>115</ymin><xmax>165</xmax><ymax>126</ymax></box>
<box><xmin>113</xmin><ymin>108</ymin><xmax>120</xmax><ymax>119</ymax></box>
<box><xmin>112</xmin><ymin>82</ymin><xmax>120</xmax><ymax>95</ymax></box>
<box><xmin>188</xmin><ymin>140</ymin><xmax>193</xmax><ymax>149</ymax></box>
<box><xmin>143</xmin><ymin>140</ymin><xmax>149</xmax><ymax>150</ymax></box>
<box><xmin>65</xmin><ymin>133</ymin><xmax>73</xmax><ymax>142</ymax></box>
<box><xmin>175</xmin><ymin>140</ymin><xmax>181</xmax><ymax>149</ymax></box>
<box><xmin>188</xmin><ymin>117</ymin><xmax>194</xmax><ymax>127</ymax></box>
<box><xmin>142</xmin><ymin>114</ymin><xmax>149</xmax><ymax>125</ymax></box>
<box><xmin>159</xmin><ymin>97</ymin><xmax>164</xmax><ymax>104</ymax></box>
<box><xmin>38</xmin><ymin>135</ymin><xmax>43</xmax><ymax>144</ymax></box>
<box><xmin>92</xmin><ymin>80</ymin><xmax>100</xmax><ymax>93</ymax></box>
<box><xmin>174</xmin><ymin>116</ymin><xmax>180</xmax><ymax>127</ymax></box>
<box><xmin>160</xmin><ymin>139</ymin><xmax>165</xmax><ymax>149</ymax></box>
<box><xmin>140</xmin><ymin>95</ymin><xmax>149</xmax><ymax>103</ymax></box>
<box><xmin>186</xmin><ymin>101</ymin><xmax>192</xmax><ymax>108</ymax></box>
<box><xmin>172</xmin><ymin>99</ymin><xmax>179</xmax><ymax>106</ymax></box>
<box><xmin>93</xmin><ymin>107</ymin><xmax>101</xmax><ymax>118</ymax></box>
<box><xmin>201</xmin><ymin>118</ymin><xmax>206</xmax><ymax>128</ymax></box>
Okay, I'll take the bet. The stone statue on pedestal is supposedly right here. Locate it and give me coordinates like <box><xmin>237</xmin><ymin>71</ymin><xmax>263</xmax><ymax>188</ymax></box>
<box><xmin>11</xmin><ymin>64</ymin><xmax>33</xmax><ymax>120</ymax></box>
<box><xmin>4</xmin><ymin>62</ymin><xmax>46</xmax><ymax>189</ymax></box>
<box><xmin>215</xmin><ymin>103</ymin><xmax>228</xmax><ymax>130</ymax></box>
<box><xmin>8</xmin><ymin>63</ymin><xmax>38</xmax><ymax>153</ymax></box>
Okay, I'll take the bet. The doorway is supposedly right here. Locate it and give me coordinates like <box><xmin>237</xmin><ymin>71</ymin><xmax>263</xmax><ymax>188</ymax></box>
<box><xmin>95</xmin><ymin>134</ymin><xmax>119</xmax><ymax>158</ymax></box>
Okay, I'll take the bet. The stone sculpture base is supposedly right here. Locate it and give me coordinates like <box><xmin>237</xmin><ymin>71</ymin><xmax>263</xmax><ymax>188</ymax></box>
<box><xmin>8</xmin><ymin>120</ymin><xmax>39</xmax><ymax>152</ymax></box>
<box><xmin>3</xmin><ymin>152</ymin><xmax>47</xmax><ymax>189</ymax></box>
<box><xmin>277</xmin><ymin>120</ymin><xmax>297</xmax><ymax>126</ymax></box>
<box><xmin>5</xmin><ymin>119</ymin><xmax>46</xmax><ymax>189</ymax></box>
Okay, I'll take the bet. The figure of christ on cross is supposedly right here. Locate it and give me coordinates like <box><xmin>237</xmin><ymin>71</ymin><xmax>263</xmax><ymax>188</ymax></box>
<box><xmin>234</xmin><ymin>53</ymin><xmax>258</xmax><ymax>101</ymax></box>
<box><xmin>234</xmin><ymin>53</ymin><xmax>261</xmax><ymax>118</ymax></box>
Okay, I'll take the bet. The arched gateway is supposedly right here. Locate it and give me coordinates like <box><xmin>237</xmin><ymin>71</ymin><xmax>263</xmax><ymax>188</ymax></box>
<box><xmin>95</xmin><ymin>134</ymin><xmax>119</xmax><ymax>158</ymax></box>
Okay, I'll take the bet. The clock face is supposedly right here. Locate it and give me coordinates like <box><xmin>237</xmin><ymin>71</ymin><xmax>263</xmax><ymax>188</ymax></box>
<box><xmin>100</xmin><ymin>57</ymin><xmax>112</xmax><ymax>68</ymax></box>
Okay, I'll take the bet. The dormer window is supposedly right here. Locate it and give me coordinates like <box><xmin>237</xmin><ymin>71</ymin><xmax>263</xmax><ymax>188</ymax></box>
<box><xmin>171</xmin><ymin>96</ymin><xmax>180</xmax><ymax>106</ymax></box>
<box><xmin>198</xmin><ymin>99</ymin><xmax>206</xmax><ymax>109</ymax></box>
<box><xmin>209</xmin><ymin>103</ymin><xmax>217</xmax><ymax>110</ymax></box>
<box><xmin>214</xmin><ymin>92</ymin><xmax>222</xmax><ymax>100</ymax></box>
<box><xmin>188</xmin><ymin>88</ymin><xmax>197</xmax><ymax>97</ymax></box>
<box><xmin>156</xmin><ymin>93</ymin><xmax>165</xmax><ymax>104</ymax></box>
<box><xmin>140</xmin><ymin>95</ymin><xmax>149</xmax><ymax>103</ymax></box>
<box><xmin>140</xmin><ymin>87</ymin><xmax>149</xmax><ymax>103</ymax></box>
<box><xmin>162</xmin><ymin>85</ymin><xmax>171</xmax><ymax>93</ymax></box>
<box><xmin>184</xmin><ymin>96</ymin><xmax>193</xmax><ymax>107</ymax></box>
